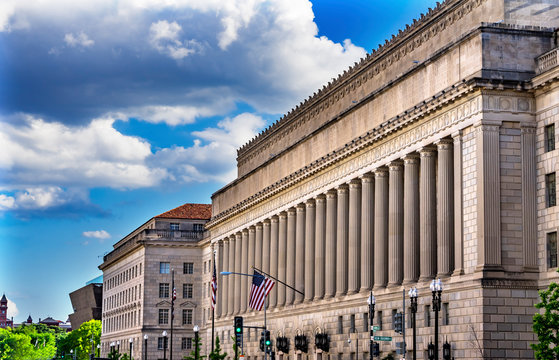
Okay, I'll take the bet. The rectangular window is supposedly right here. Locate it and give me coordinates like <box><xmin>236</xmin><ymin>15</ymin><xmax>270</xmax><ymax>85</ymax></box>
<box><xmin>183</xmin><ymin>283</ymin><xmax>193</xmax><ymax>298</ymax></box>
<box><xmin>391</xmin><ymin>309</ymin><xmax>397</xmax><ymax>330</ymax></box>
<box><xmin>546</xmin><ymin>173</ymin><xmax>557</xmax><ymax>207</ymax></box>
<box><xmin>181</xmin><ymin>337</ymin><xmax>193</xmax><ymax>350</ymax></box>
<box><xmin>159</xmin><ymin>283</ymin><xmax>169</xmax><ymax>298</ymax></box>
<box><xmin>170</xmin><ymin>223</ymin><xmax>180</xmax><ymax>231</ymax></box>
<box><xmin>160</xmin><ymin>262</ymin><xmax>170</xmax><ymax>274</ymax></box>
<box><xmin>350</xmin><ymin>314</ymin><xmax>355</xmax><ymax>332</ymax></box>
<box><xmin>158</xmin><ymin>337</ymin><xmax>167</xmax><ymax>350</ymax></box>
<box><xmin>363</xmin><ymin>313</ymin><xmax>369</xmax><ymax>332</ymax></box>
<box><xmin>377</xmin><ymin>311</ymin><xmax>383</xmax><ymax>330</ymax></box>
<box><xmin>337</xmin><ymin>316</ymin><xmax>343</xmax><ymax>334</ymax></box>
<box><xmin>183</xmin><ymin>309</ymin><xmax>193</xmax><ymax>325</ymax></box>
<box><xmin>425</xmin><ymin>305</ymin><xmax>431</xmax><ymax>327</ymax></box>
<box><xmin>548</xmin><ymin>232</ymin><xmax>558</xmax><ymax>268</ymax></box>
<box><xmin>159</xmin><ymin>309</ymin><xmax>169</xmax><ymax>324</ymax></box>
<box><xmin>183</xmin><ymin>262</ymin><xmax>194</xmax><ymax>274</ymax></box>
<box><xmin>193</xmin><ymin>223</ymin><xmax>204</xmax><ymax>232</ymax></box>
<box><xmin>442</xmin><ymin>303</ymin><xmax>449</xmax><ymax>326</ymax></box>
<box><xmin>546</xmin><ymin>124</ymin><xmax>556</xmax><ymax>152</ymax></box>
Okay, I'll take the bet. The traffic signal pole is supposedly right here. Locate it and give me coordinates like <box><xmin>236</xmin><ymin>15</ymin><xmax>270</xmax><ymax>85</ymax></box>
<box><xmin>402</xmin><ymin>288</ymin><xmax>406</xmax><ymax>359</ymax></box>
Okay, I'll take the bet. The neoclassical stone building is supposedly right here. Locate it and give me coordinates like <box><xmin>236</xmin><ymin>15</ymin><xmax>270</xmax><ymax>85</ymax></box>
<box><xmin>204</xmin><ymin>0</ymin><xmax>559</xmax><ymax>359</ymax></box>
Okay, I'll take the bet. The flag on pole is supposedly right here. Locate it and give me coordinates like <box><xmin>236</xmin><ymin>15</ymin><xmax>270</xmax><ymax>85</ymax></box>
<box><xmin>172</xmin><ymin>286</ymin><xmax>176</xmax><ymax>301</ymax></box>
<box><xmin>211</xmin><ymin>255</ymin><xmax>217</xmax><ymax>309</ymax></box>
<box><xmin>249</xmin><ymin>270</ymin><xmax>275</xmax><ymax>311</ymax></box>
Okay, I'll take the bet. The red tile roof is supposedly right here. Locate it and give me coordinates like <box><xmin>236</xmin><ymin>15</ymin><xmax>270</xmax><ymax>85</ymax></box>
<box><xmin>155</xmin><ymin>203</ymin><xmax>212</xmax><ymax>220</ymax></box>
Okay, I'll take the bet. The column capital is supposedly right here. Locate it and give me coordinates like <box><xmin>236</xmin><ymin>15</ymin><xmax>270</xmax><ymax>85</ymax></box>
<box><xmin>256</xmin><ymin>222</ymin><xmax>263</xmax><ymax>230</ymax></box>
<box><xmin>243</xmin><ymin>228</ymin><xmax>250</xmax><ymax>235</ymax></box>
<box><xmin>403</xmin><ymin>153</ymin><xmax>419</xmax><ymax>164</ymax></box>
<box><xmin>279</xmin><ymin>211</ymin><xmax>288</xmax><ymax>219</ymax></box>
<box><xmin>263</xmin><ymin>219</ymin><xmax>271</xmax><ymax>226</ymax></box>
<box><xmin>473</xmin><ymin>121</ymin><xmax>501</xmax><ymax>133</ymax></box>
<box><xmin>388</xmin><ymin>160</ymin><xmax>404</xmax><ymax>171</ymax></box>
<box><xmin>316</xmin><ymin>194</ymin><xmax>326</xmax><ymax>203</ymax></box>
<box><xmin>248</xmin><ymin>226</ymin><xmax>256</xmax><ymax>233</ymax></box>
<box><xmin>271</xmin><ymin>215</ymin><xmax>279</xmax><ymax>223</ymax></box>
<box><xmin>419</xmin><ymin>146</ymin><xmax>437</xmax><ymax>157</ymax></box>
<box><xmin>435</xmin><ymin>138</ymin><xmax>453</xmax><ymax>150</ymax></box>
<box><xmin>305</xmin><ymin>198</ymin><xmax>316</xmax><ymax>208</ymax></box>
<box><xmin>374</xmin><ymin>167</ymin><xmax>388</xmax><ymax>177</ymax></box>
<box><xmin>348</xmin><ymin>178</ymin><xmax>362</xmax><ymax>189</ymax></box>
<box><xmin>359</xmin><ymin>172</ymin><xmax>374</xmax><ymax>183</ymax></box>
<box><xmin>337</xmin><ymin>183</ymin><xmax>349</xmax><ymax>193</ymax></box>
<box><xmin>288</xmin><ymin>207</ymin><xmax>297</xmax><ymax>216</ymax></box>
<box><xmin>296</xmin><ymin>203</ymin><xmax>306</xmax><ymax>211</ymax></box>
<box><xmin>222</xmin><ymin>237</ymin><xmax>230</xmax><ymax>245</ymax></box>
<box><xmin>326</xmin><ymin>189</ymin><xmax>337</xmax><ymax>199</ymax></box>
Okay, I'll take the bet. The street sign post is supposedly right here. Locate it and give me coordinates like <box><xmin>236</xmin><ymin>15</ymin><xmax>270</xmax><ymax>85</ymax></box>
<box><xmin>373</xmin><ymin>336</ymin><xmax>392</xmax><ymax>342</ymax></box>
<box><xmin>372</xmin><ymin>326</ymin><xmax>380</xmax><ymax>332</ymax></box>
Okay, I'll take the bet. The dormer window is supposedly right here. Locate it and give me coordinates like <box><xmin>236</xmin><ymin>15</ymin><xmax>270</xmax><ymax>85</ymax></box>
<box><xmin>193</xmin><ymin>224</ymin><xmax>204</xmax><ymax>232</ymax></box>
<box><xmin>170</xmin><ymin>223</ymin><xmax>180</xmax><ymax>231</ymax></box>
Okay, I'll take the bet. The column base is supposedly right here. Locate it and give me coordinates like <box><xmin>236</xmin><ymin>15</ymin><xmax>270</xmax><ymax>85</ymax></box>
<box><xmin>402</xmin><ymin>278</ymin><xmax>419</xmax><ymax>285</ymax></box>
<box><xmin>347</xmin><ymin>289</ymin><xmax>359</xmax><ymax>295</ymax></box>
<box><xmin>359</xmin><ymin>287</ymin><xmax>372</xmax><ymax>294</ymax></box>
<box><xmin>451</xmin><ymin>268</ymin><xmax>464</xmax><ymax>277</ymax></box>
<box><xmin>313</xmin><ymin>295</ymin><xmax>325</xmax><ymax>302</ymax></box>
<box><xmin>335</xmin><ymin>291</ymin><xmax>347</xmax><ymax>298</ymax></box>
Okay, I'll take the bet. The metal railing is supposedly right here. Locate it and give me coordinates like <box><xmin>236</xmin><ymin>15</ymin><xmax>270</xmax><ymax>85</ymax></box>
<box><xmin>538</xmin><ymin>48</ymin><xmax>559</xmax><ymax>74</ymax></box>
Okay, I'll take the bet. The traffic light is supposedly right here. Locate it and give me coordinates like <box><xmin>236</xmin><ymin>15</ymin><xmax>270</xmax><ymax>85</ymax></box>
<box><xmin>234</xmin><ymin>316</ymin><xmax>244</xmax><ymax>334</ymax></box>
<box><xmin>294</xmin><ymin>335</ymin><xmax>308</xmax><ymax>353</ymax></box>
<box><xmin>393</xmin><ymin>312</ymin><xmax>403</xmax><ymax>334</ymax></box>
<box><xmin>260</xmin><ymin>333</ymin><xmax>265</xmax><ymax>352</ymax></box>
<box><xmin>276</xmin><ymin>336</ymin><xmax>289</xmax><ymax>353</ymax></box>
<box><xmin>372</xmin><ymin>342</ymin><xmax>380</xmax><ymax>357</ymax></box>
<box><xmin>265</xmin><ymin>331</ymin><xmax>271</xmax><ymax>347</ymax></box>
<box><xmin>315</xmin><ymin>333</ymin><xmax>329</xmax><ymax>352</ymax></box>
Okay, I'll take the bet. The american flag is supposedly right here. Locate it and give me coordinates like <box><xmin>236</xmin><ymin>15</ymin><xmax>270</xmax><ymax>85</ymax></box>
<box><xmin>211</xmin><ymin>255</ymin><xmax>217</xmax><ymax>309</ymax></box>
<box><xmin>249</xmin><ymin>270</ymin><xmax>275</xmax><ymax>311</ymax></box>
<box><xmin>172</xmin><ymin>286</ymin><xmax>176</xmax><ymax>301</ymax></box>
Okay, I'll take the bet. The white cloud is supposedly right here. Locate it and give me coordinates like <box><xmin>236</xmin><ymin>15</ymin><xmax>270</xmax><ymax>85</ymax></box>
<box><xmin>117</xmin><ymin>104</ymin><xmax>221</xmax><ymax>126</ymax></box>
<box><xmin>83</xmin><ymin>230</ymin><xmax>110</xmax><ymax>240</ymax></box>
<box><xmin>0</xmin><ymin>194</ymin><xmax>15</xmax><ymax>211</ymax></box>
<box><xmin>64</xmin><ymin>31</ymin><xmax>94</xmax><ymax>48</ymax></box>
<box><xmin>6</xmin><ymin>298</ymin><xmax>18</xmax><ymax>319</ymax></box>
<box><xmin>149</xmin><ymin>20</ymin><xmax>201</xmax><ymax>60</ymax></box>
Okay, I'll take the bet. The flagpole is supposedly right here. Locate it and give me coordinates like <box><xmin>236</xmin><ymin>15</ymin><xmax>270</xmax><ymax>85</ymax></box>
<box><xmin>212</xmin><ymin>250</ymin><xmax>216</xmax><ymax>352</ymax></box>
<box><xmin>171</xmin><ymin>269</ymin><xmax>174</xmax><ymax>360</ymax></box>
<box><xmin>252</xmin><ymin>266</ymin><xmax>304</xmax><ymax>296</ymax></box>
<box><xmin>264</xmin><ymin>294</ymin><xmax>267</xmax><ymax>360</ymax></box>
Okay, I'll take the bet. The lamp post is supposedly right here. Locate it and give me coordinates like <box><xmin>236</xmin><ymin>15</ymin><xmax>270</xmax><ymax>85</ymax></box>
<box><xmin>430</xmin><ymin>278</ymin><xmax>443</xmax><ymax>360</ymax></box>
<box><xmin>367</xmin><ymin>292</ymin><xmax>375</xmax><ymax>360</ymax></box>
<box><xmin>97</xmin><ymin>344</ymin><xmax>100</xmax><ymax>358</ymax></box>
<box><xmin>347</xmin><ymin>327</ymin><xmax>358</xmax><ymax>360</ymax></box>
<box><xmin>194</xmin><ymin>325</ymin><xmax>200</xmax><ymax>360</ymax></box>
<box><xmin>110</xmin><ymin>342</ymin><xmax>115</xmax><ymax>354</ymax></box>
<box><xmin>117</xmin><ymin>340</ymin><xmax>120</xmax><ymax>353</ymax></box>
<box><xmin>408</xmin><ymin>287</ymin><xmax>418</xmax><ymax>360</ymax></box>
<box><xmin>129</xmin><ymin>338</ymin><xmax>133</xmax><ymax>360</ymax></box>
<box><xmin>144</xmin><ymin>335</ymin><xmax>148</xmax><ymax>360</ymax></box>
<box><xmin>163</xmin><ymin>331</ymin><xmax>168</xmax><ymax>360</ymax></box>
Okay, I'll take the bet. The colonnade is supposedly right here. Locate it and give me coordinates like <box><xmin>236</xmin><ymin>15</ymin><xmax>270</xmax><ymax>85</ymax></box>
<box><xmin>214</xmin><ymin>137</ymin><xmax>461</xmax><ymax>318</ymax></box>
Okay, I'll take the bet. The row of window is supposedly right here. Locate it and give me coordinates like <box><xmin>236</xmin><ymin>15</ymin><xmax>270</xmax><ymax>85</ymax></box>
<box><xmin>159</xmin><ymin>283</ymin><xmax>193</xmax><ymax>299</ymax></box>
<box><xmin>159</xmin><ymin>262</ymin><xmax>194</xmax><ymax>274</ymax></box>
<box><xmin>103</xmin><ymin>309</ymin><xmax>141</xmax><ymax>333</ymax></box>
<box><xmin>106</xmin><ymin>263</ymin><xmax>142</xmax><ymax>290</ymax></box>
<box><xmin>156</xmin><ymin>336</ymin><xmax>193</xmax><ymax>350</ymax></box>
<box><xmin>169</xmin><ymin>223</ymin><xmax>205</xmax><ymax>232</ymax></box>
<box><xmin>158</xmin><ymin>308</ymin><xmax>193</xmax><ymax>325</ymax></box>
<box><xmin>104</xmin><ymin>284</ymin><xmax>141</xmax><ymax>311</ymax></box>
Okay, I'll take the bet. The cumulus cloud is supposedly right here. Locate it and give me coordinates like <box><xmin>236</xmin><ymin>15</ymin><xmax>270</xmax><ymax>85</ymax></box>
<box><xmin>6</xmin><ymin>298</ymin><xmax>18</xmax><ymax>319</ymax></box>
<box><xmin>83</xmin><ymin>230</ymin><xmax>110</xmax><ymax>240</ymax></box>
<box><xmin>149</xmin><ymin>20</ymin><xmax>202</xmax><ymax>60</ymax></box>
<box><xmin>64</xmin><ymin>31</ymin><xmax>94</xmax><ymax>48</ymax></box>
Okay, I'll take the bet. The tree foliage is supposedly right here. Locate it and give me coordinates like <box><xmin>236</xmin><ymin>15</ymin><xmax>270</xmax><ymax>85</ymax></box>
<box><xmin>0</xmin><ymin>327</ymin><xmax>56</xmax><ymax>360</ymax></box>
<box><xmin>58</xmin><ymin>320</ymin><xmax>102</xmax><ymax>360</ymax></box>
<box><xmin>208</xmin><ymin>336</ymin><xmax>227</xmax><ymax>360</ymax></box>
<box><xmin>184</xmin><ymin>334</ymin><xmax>206</xmax><ymax>360</ymax></box>
<box><xmin>532</xmin><ymin>281</ymin><xmax>559</xmax><ymax>359</ymax></box>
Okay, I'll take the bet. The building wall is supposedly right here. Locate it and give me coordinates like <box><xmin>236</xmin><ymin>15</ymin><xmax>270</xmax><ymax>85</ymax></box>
<box><xmin>69</xmin><ymin>283</ymin><xmax>103</xmax><ymax>329</ymax></box>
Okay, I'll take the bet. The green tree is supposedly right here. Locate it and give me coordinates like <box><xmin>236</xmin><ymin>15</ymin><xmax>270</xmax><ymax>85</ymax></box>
<box><xmin>0</xmin><ymin>327</ymin><xmax>56</xmax><ymax>360</ymax></box>
<box><xmin>184</xmin><ymin>335</ymin><xmax>206</xmax><ymax>360</ymax></box>
<box><xmin>107</xmin><ymin>347</ymin><xmax>122</xmax><ymax>360</ymax></box>
<box><xmin>532</xmin><ymin>280</ymin><xmax>559</xmax><ymax>359</ymax></box>
<box><xmin>58</xmin><ymin>320</ymin><xmax>101</xmax><ymax>360</ymax></box>
<box><xmin>208</xmin><ymin>336</ymin><xmax>227</xmax><ymax>360</ymax></box>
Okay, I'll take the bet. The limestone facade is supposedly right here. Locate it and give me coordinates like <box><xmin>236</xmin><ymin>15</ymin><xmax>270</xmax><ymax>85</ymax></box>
<box><xmin>203</xmin><ymin>1</ymin><xmax>559</xmax><ymax>359</ymax></box>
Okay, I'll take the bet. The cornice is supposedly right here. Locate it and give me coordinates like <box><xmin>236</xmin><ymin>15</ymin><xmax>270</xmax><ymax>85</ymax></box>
<box><xmin>236</xmin><ymin>0</ymin><xmax>485</xmax><ymax>163</ymax></box>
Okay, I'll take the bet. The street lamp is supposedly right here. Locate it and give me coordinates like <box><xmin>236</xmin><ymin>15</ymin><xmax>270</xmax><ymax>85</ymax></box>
<box><xmin>117</xmin><ymin>340</ymin><xmax>120</xmax><ymax>353</ymax></box>
<box><xmin>110</xmin><ymin>342</ymin><xmax>115</xmax><ymax>354</ymax></box>
<box><xmin>367</xmin><ymin>292</ymin><xmax>375</xmax><ymax>360</ymax></box>
<box><xmin>144</xmin><ymin>335</ymin><xmax>148</xmax><ymax>360</ymax></box>
<box><xmin>194</xmin><ymin>325</ymin><xmax>200</xmax><ymax>360</ymax></box>
<box><xmin>129</xmin><ymin>338</ymin><xmax>133</xmax><ymax>360</ymax></box>
<box><xmin>97</xmin><ymin>344</ymin><xmax>101</xmax><ymax>358</ymax></box>
<box><xmin>408</xmin><ymin>287</ymin><xmax>418</xmax><ymax>360</ymax></box>
<box><xmin>430</xmin><ymin>278</ymin><xmax>443</xmax><ymax>360</ymax></box>
<box><xmin>162</xmin><ymin>331</ymin><xmax>168</xmax><ymax>360</ymax></box>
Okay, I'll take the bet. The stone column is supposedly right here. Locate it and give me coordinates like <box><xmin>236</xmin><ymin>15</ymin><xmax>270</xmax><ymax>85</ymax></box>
<box><xmin>286</xmin><ymin>207</ymin><xmax>297</xmax><ymax>305</ymax></box>
<box><xmin>419</xmin><ymin>148</ymin><xmax>437</xmax><ymax>280</ymax></box>
<box><xmin>255</xmin><ymin>223</ymin><xmax>263</xmax><ymax>272</ymax></box>
<box><xmin>295</xmin><ymin>203</ymin><xmax>306</xmax><ymax>304</ymax></box>
<box><xmin>325</xmin><ymin>189</ymin><xmax>337</xmax><ymax>298</ymax></box>
<box><xmin>452</xmin><ymin>132</ymin><xmax>464</xmax><ymax>276</ymax></box>
<box><xmin>436</xmin><ymin>139</ymin><xmax>454</xmax><ymax>277</ymax></box>
<box><xmin>314</xmin><ymin>195</ymin><xmax>326</xmax><ymax>300</ymax></box>
<box><xmin>262</xmin><ymin>219</ymin><xmax>271</xmax><ymax>307</ymax></box>
<box><xmin>247</xmin><ymin>226</ymin><xmax>256</xmax><ymax>310</ymax></box>
<box><xmin>269</xmin><ymin>216</ymin><xmax>279</xmax><ymax>308</ymax></box>
<box><xmin>403</xmin><ymin>155</ymin><xmax>420</xmax><ymax>284</ymax></box>
<box><xmin>336</xmin><ymin>184</ymin><xmax>349</xmax><ymax>297</ymax></box>
<box><xmin>234</xmin><ymin>232</ymin><xmax>242</xmax><ymax>314</ymax></box>
<box><xmin>240</xmin><ymin>229</ymin><xmax>249</xmax><ymax>313</ymax></box>
<box><xmin>277</xmin><ymin>212</ymin><xmax>288</xmax><ymax>307</ymax></box>
<box><xmin>388</xmin><ymin>161</ymin><xmax>404</xmax><ymax>286</ymax></box>
<box><xmin>304</xmin><ymin>199</ymin><xmax>316</xmax><ymax>302</ymax></box>
<box><xmin>374</xmin><ymin>168</ymin><xmax>389</xmax><ymax>289</ymax></box>
<box><xmin>475</xmin><ymin>123</ymin><xmax>502</xmax><ymax>271</ymax></box>
<box><xmin>348</xmin><ymin>179</ymin><xmax>361</xmax><ymax>294</ymax></box>
<box><xmin>360</xmin><ymin>173</ymin><xmax>374</xmax><ymax>292</ymax></box>
<box><xmin>216</xmin><ymin>240</ymin><xmax>224</xmax><ymax>318</ymax></box>
<box><xmin>226</xmin><ymin>236</ymin><xmax>234</xmax><ymax>315</ymax></box>
<box><xmin>521</xmin><ymin>125</ymin><xmax>537</xmax><ymax>271</ymax></box>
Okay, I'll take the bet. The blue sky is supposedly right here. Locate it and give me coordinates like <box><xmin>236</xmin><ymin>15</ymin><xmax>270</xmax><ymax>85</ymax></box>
<box><xmin>0</xmin><ymin>0</ymin><xmax>439</xmax><ymax>324</ymax></box>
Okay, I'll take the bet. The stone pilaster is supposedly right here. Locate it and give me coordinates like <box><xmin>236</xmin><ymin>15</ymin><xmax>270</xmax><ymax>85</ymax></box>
<box><xmin>475</xmin><ymin>123</ymin><xmax>502</xmax><ymax>272</ymax></box>
<box><xmin>219</xmin><ymin>239</ymin><xmax>228</xmax><ymax>318</ymax></box>
<box><xmin>240</xmin><ymin>229</ymin><xmax>249</xmax><ymax>313</ymax></box>
<box><xmin>304</xmin><ymin>199</ymin><xmax>316</xmax><ymax>302</ymax></box>
<box><xmin>521</xmin><ymin>124</ymin><xmax>537</xmax><ymax>271</ymax></box>
<box><xmin>286</xmin><ymin>207</ymin><xmax>297</xmax><ymax>305</ymax></box>
<box><xmin>403</xmin><ymin>154</ymin><xmax>420</xmax><ymax>284</ymax></box>
<box><xmin>420</xmin><ymin>147</ymin><xmax>437</xmax><ymax>280</ymax></box>
<box><xmin>360</xmin><ymin>173</ymin><xmax>374</xmax><ymax>292</ymax></box>
<box><xmin>216</xmin><ymin>240</ymin><xmax>224</xmax><ymax>318</ymax></box>
<box><xmin>336</xmin><ymin>184</ymin><xmax>349</xmax><ymax>297</ymax></box>
<box><xmin>262</xmin><ymin>219</ymin><xmax>271</xmax><ymax>307</ymax></box>
<box><xmin>388</xmin><ymin>161</ymin><xmax>404</xmax><ymax>286</ymax></box>
<box><xmin>269</xmin><ymin>216</ymin><xmax>279</xmax><ymax>308</ymax></box>
<box><xmin>436</xmin><ymin>139</ymin><xmax>454</xmax><ymax>277</ymax></box>
<box><xmin>255</xmin><ymin>223</ymin><xmax>263</xmax><ymax>272</ymax></box>
<box><xmin>295</xmin><ymin>203</ymin><xmax>306</xmax><ymax>304</ymax></box>
<box><xmin>234</xmin><ymin>232</ymin><xmax>242</xmax><ymax>314</ymax></box>
<box><xmin>314</xmin><ymin>195</ymin><xmax>326</xmax><ymax>300</ymax></box>
<box><xmin>452</xmin><ymin>132</ymin><xmax>464</xmax><ymax>276</ymax></box>
<box><xmin>247</xmin><ymin>226</ymin><xmax>256</xmax><ymax>311</ymax></box>
<box><xmin>227</xmin><ymin>235</ymin><xmax>235</xmax><ymax>316</ymax></box>
<box><xmin>348</xmin><ymin>179</ymin><xmax>361</xmax><ymax>294</ymax></box>
<box><xmin>277</xmin><ymin>212</ymin><xmax>287</xmax><ymax>306</ymax></box>
<box><xmin>325</xmin><ymin>189</ymin><xmax>337</xmax><ymax>298</ymax></box>
<box><xmin>374</xmin><ymin>168</ymin><xmax>389</xmax><ymax>289</ymax></box>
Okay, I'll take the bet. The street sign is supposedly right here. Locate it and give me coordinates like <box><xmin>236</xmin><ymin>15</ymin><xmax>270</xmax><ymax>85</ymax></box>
<box><xmin>373</xmin><ymin>336</ymin><xmax>392</xmax><ymax>341</ymax></box>
<box><xmin>372</xmin><ymin>326</ymin><xmax>380</xmax><ymax>332</ymax></box>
